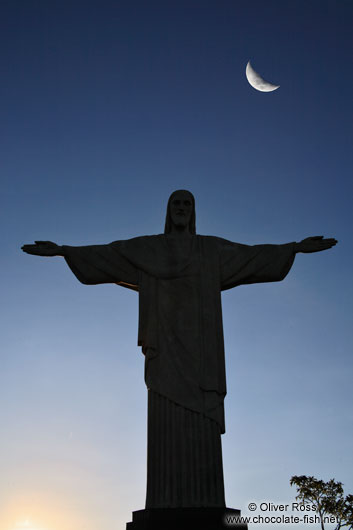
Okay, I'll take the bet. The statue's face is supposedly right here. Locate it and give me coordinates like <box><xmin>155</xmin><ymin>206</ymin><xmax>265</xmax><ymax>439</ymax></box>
<box><xmin>169</xmin><ymin>191</ymin><xmax>193</xmax><ymax>230</ymax></box>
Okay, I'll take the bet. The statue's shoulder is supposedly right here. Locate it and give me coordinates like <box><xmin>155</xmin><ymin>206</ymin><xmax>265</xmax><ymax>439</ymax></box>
<box><xmin>197</xmin><ymin>235</ymin><xmax>249</xmax><ymax>256</ymax></box>
<box><xmin>112</xmin><ymin>234</ymin><xmax>161</xmax><ymax>244</ymax></box>
<box><xmin>122</xmin><ymin>234</ymin><xmax>166</xmax><ymax>252</ymax></box>
<box><xmin>109</xmin><ymin>234</ymin><xmax>163</xmax><ymax>254</ymax></box>
<box><xmin>197</xmin><ymin>234</ymin><xmax>235</xmax><ymax>247</ymax></box>
<box><xmin>110</xmin><ymin>235</ymin><xmax>166</xmax><ymax>264</ymax></box>
<box><xmin>138</xmin><ymin>234</ymin><xmax>165</xmax><ymax>245</ymax></box>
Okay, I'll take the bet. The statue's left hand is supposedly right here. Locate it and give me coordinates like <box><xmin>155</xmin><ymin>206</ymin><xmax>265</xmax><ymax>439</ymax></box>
<box><xmin>296</xmin><ymin>236</ymin><xmax>338</xmax><ymax>253</ymax></box>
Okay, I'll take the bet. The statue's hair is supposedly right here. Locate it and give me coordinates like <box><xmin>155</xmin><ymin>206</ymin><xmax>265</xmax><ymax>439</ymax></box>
<box><xmin>164</xmin><ymin>189</ymin><xmax>196</xmax><ymax>234</ymax></box>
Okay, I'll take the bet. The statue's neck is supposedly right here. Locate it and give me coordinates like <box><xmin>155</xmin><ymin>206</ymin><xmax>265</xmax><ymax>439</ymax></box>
<box><xmin>165</xmin><ymin>231</ymin><xmax>194</xmax><ymax>255</ymax></box>
<box><xmin>168</xmin><ymin>226</ymin><xmax>192</xmax><ymax>238</ymax></box>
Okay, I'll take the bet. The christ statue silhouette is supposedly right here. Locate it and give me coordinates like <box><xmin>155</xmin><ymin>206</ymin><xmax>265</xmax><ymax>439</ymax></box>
<box><xmin>22</xmin><ymin>189</ymin><xmax>337</xmax><ymax>510</ymax></box>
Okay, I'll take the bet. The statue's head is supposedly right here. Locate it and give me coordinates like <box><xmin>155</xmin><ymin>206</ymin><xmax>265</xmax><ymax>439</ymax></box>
<box><xmin>164</xmin><ymin>189</ymin><xmax>196</xmax><ymax>234</ymax></box>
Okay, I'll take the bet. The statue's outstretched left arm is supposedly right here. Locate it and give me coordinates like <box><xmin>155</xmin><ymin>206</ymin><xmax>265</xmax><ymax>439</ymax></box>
<box><xmin>294</xmin><ymin>236</ymin><xmax>338</xmax><ymax>253</ymax></box>
<box><xmin>219</xmin><ymin>235</ymin><xmax>337</xmax><ymax>291</ymax></box>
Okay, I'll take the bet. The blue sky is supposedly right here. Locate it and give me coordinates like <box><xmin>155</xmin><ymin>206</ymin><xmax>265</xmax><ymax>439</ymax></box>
<box><xmin>1</xmin><ymin>1</ymin><xmax>352</xmax><ymax>529</ymax></box>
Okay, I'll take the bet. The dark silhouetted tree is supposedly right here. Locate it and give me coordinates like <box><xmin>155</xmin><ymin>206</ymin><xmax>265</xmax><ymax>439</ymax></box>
<box><xmin>290</xmin><ymin>475</ymin><xmax>353</xmax><ymax>530</ymax></box>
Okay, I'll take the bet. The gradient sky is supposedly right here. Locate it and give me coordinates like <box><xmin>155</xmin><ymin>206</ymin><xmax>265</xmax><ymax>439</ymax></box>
<box><xmin>1</xmin><ymin>1</ymin><xmax>352</xmax><ymax>529</ymax></box>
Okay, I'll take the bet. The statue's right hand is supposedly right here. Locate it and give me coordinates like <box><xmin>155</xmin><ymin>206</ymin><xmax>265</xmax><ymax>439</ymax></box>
<box><xmin>21</xmin><ymin>240</ymin><xmax>63</xmax><ymax>257</ymax></box>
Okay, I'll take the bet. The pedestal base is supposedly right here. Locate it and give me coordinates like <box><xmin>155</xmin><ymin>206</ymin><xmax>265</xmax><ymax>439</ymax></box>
<box><xmin>126</xmin><ymin>507</ymin><xmax>248</xmax><ymax>529</ymax></box>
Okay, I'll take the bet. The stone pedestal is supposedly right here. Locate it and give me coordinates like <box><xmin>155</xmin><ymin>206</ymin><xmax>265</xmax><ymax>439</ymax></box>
<box><xmin>126</xmin><ymin>507</ymin><xmax>248</xmax><ymax>529</ymax></box>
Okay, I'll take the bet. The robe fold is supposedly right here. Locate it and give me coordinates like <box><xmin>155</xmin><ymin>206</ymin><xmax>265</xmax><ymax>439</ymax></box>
<box><xmin>63</xmin><ymin>235</ymin><xmax>295</xmax><ymax>434</ymax></box>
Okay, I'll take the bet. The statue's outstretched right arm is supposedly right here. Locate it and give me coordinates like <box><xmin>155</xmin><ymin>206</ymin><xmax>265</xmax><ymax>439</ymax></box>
<box><xmin>21</xmin><ymin>240</ymin><xmax>139</xmax><ymax>289</ymax></box>
<box><xmin>21</xmin><ymin>240</ymin><xmax>64</xmax><ymax>257</ymax></box>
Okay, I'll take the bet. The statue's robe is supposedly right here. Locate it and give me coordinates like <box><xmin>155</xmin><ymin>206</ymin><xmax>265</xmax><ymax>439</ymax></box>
<box><xmin>63</xmin><ymin>235</ymin><xmax>295</xmax><ymax>507</ymax></box>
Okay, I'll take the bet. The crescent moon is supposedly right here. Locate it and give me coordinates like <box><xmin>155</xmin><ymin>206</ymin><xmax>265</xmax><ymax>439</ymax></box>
<box><xmin>246</xmin><ymin>61</ymin><xmax>280</xmax><ymax>92</ymax></box>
